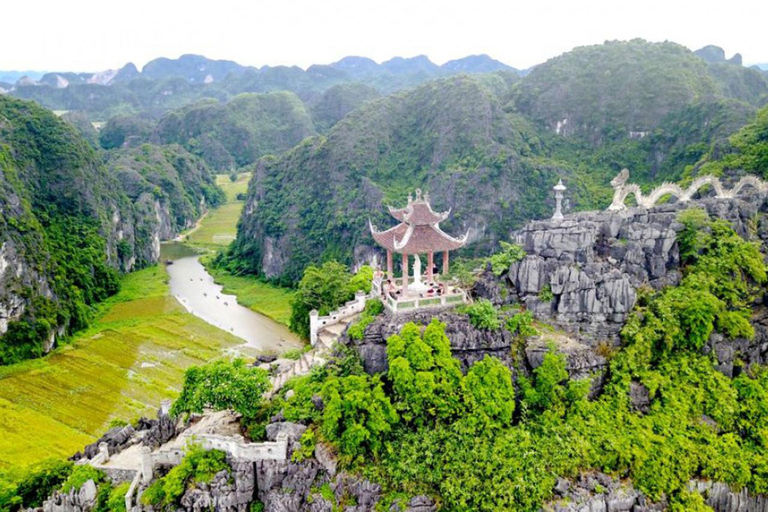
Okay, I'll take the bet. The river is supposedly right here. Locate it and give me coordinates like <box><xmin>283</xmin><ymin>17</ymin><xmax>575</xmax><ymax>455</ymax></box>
<box><xmin>162</xmin><ymin>243</ymin><xmax>300</xmax><ymax>353</ymax></box>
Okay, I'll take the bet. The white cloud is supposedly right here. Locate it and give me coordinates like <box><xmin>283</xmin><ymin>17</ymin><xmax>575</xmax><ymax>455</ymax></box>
<box><xmin>2</xmin><ymin>0</ymin><xmax>766</xmax><ymax>72</ymax></box>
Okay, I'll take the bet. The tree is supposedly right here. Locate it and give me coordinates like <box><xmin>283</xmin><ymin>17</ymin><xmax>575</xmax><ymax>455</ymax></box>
<box><xmin>463</xmin><ymin>356</ymin><xmax>516</xmax><ymax>428</ymax></box>
<box><xmin>321</xmin><ymin>374</ymin><xmax>398</xmax><ymax>459</ymax></box>
<box><xmin>171</xmin><ymin>359</ymin><xmax>270</xmax><ymax>419</ymax></box>
<box><xmin>289</xmin><ymin>261</ymin><xmax>372</xmax><ymax>340</ymax></box>
<box><xmin>386</xmin><ymin>320</ymin><xmax>464</xmax><ymax>426</ymax></box>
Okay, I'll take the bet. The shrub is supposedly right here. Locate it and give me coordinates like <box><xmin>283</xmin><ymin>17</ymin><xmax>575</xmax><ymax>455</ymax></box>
<box><xmin>292</xmin><ymin>429</ymin><xmax>317</xmax><ymax>462</ymax></box>
<box><xmin>60</xmin><ymin>465</ymin><xmax>105</xmax><ymax>492</ymax></box>
<box><xmin>142</xmin><ymin>444</ymin><xmax>229</xmax><ymax>507</ymax></box>
<box><xmin>347</xmin><ymin>299</ymin><xmax>384</xmax><ymax>341</ymax></box>
<box><xmin>321</xmin><ymin>374</ymin><xmax>398</xmax><ymax>459</ymax></box>
<box><xmin>506</xmin><ymin>311</ymin><xmax>537</xmax><ymax>339</ymax></box>
<box><xmin>171</xmin><ymin>359</ymin><xmax>270</xmax><ymax>420</ymax></box>
<box><xmin>463</xmin><ymin>356</ymin><xmax>516</xmax><ymax>428</ymax></box>
<box><xmin>462</xmin><ymin>299</ymin><xmax>501</xmax><ymax>330</ymax></box>
<box><xmin>539</xmin><ymin>284</ymin><xmax>554</xmax><ymax>302</ymax></box>
<box><xmin>488</xmin><ymin>241</ymin><xmax>526</xmax><ymax>276</ymax></box>
<box><xmin>386</xmin><ymin>320</ymin><xmax>465</xmax><ymax>426</ymax></box>
<box><xmin>1</xmin><ymin>459</ymin><xmax>73</xmax><ymax>510</ymax></box>
<box><xmin>518</xmin><ymin>348</ymin><xmax>589</xmax><ymax>418</ymax></box>
<box><xmin>106</xmin><ymin>482</ymin><xmax>130</xmax><ymax>512</ymax></box>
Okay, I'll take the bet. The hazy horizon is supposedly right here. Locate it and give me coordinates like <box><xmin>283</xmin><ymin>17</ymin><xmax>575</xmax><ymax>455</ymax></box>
<box><xmin>3</xmin><ymin>0</ymin><xmax>767</xmax><ymax>73</ymax></box>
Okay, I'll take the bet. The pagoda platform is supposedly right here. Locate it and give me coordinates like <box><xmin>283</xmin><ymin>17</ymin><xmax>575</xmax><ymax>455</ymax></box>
<box><xmin>372</xmin><ymin>274</ymin><xmax>468</xmax><ymax>314</ymax></box>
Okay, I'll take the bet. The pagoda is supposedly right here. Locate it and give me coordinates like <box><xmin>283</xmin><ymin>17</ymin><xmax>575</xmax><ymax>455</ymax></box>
<box><xmin>369</xmin><ymin>189</ymin><xmax>468</xmax><ymax>295</ymax></box>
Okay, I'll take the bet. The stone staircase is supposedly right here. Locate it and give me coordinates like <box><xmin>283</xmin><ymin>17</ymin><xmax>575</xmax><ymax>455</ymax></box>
<box><xmin>267</xmin><ymin>315</ymin><xmax>358</xmax><ymax>397</ymax></box>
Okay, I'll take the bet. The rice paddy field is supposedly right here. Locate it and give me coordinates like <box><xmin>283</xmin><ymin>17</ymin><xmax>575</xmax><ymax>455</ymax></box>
<box><xmin>0</xmin><ymin>262</ymin><xmax>254</xmax><ymax>471</ymax></box>
<box><xmin>186</xmin><ymin>173</ymin><xmax>250</xmax><ymax>248</ymax></box>
<box><xmin>0</xmin><ymin>171</ymin><xmax>297</xmax><ymax>471</ymax></box>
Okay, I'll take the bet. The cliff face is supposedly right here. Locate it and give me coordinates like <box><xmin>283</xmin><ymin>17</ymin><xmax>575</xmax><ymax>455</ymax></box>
<box><xmin>0</xmin><ymin>96</ymin><xmax>220</xmax><ymax>362</ymax></box>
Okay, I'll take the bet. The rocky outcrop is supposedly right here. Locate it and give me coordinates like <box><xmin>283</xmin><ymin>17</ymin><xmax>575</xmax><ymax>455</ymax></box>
<box><xmin>547</xmin><ymin>472</ymin><xmax>768</xmax><ymax>512</ymax></box>
<box><xmin>43</xmin><ymin>480</ymin><xmax>99</xmax><ymax>512</ymax></box>
<box><xmin>72</xmin><ymin>403</ymin><xmax>177</xmax><ymax>461</ymax></box>
<box><xmin>501</xmin><ymin>197</ymin><xmax>768</xmax><ymax>347</ymax></box>
<box><xmin>180</xmin><ymin>459</ymin><xmax>256</xmax><ymax>512</ymax></box>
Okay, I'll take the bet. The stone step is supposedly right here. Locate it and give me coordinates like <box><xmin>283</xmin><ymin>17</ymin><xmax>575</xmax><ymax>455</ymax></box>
<box><xmin>324</xmin><ymin>323</ymin><xmax>347</xmax><ymax>336</ymax></box>
<box><xmin>319</xmin><ymin>334</ymin><xmax>336</xmax><ymax>347</ymax></box>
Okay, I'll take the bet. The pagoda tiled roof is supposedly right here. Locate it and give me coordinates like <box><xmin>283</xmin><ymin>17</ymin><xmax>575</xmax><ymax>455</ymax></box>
<box><xmin>370</xmin><ymin>190</ymin><xmax>467</xmax><ymax>254</ymax></box>
<box><xmin>387</xmin><ymin>198</ymin><xmax>450</xmax><ymax>225</ymax></box>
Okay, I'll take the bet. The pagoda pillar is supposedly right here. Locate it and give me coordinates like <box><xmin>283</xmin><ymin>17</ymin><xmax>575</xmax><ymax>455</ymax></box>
<box><xmin>386</xmin><ymin>250</ymin><xmax>393</xmax><ymax>279</ymax></box>
<box><xmin>402</xmin><ymin>253</ymin><xmax>408</xmax><ymax>293</ymax></box>
<box><xmin>427</xmin><ymin>252</ymin><xmax>434</xmax><ymax>283</ymax></box>
<box><xmin>442</xmin><ymin>250</ymin><xmax>449</xmax><ymax>276</ymax></box>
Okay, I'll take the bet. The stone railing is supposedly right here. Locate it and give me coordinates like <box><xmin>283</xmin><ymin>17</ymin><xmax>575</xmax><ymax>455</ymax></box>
<box><xmin>383</xmin><ymin>290</ymin><xmax>467</xmax><ymax>313</ymax></box>
<box><xmin>196</xmin><ymin>433</ymin><xmax>288</xmax><ymax>461</ymax></box>
<box><xmin>122</xmin><ymin>432</ymin><xmax>289</xmax><ymax>510</ymax></box>
<box><xmin>374</xmin><ymin>276</ymin><xmax>468</xmax><ymax>313</ymax></box>
<box><xmin>138</xmin><ymin>432</ymin><xmax>288</xmax><ymax>483</ymax></box>
<box><xmin>310</xmin><ymin>291</ymin><xmax>367</xmax><ymax>346</ymax></box>
<box><xmin>607</xmin><ymin>169</ymin><xmax>768</xmax><ymax>211</ymax></box>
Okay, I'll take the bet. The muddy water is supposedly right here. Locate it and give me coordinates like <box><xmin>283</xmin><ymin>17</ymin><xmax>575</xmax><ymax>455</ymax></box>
<box><xmin>162</xmin><ymin>243</ymin><xmax>300</xmax><ymax>353</ymax></box>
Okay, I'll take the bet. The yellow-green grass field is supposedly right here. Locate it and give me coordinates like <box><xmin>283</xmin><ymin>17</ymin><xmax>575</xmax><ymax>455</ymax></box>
<box><xmin>0</xmin><ymin>266</ymin><xmax>251</xmax><ymax>471</ymax></box>
<box><xmin>186</xmin><ymin>173</ymin><xmax>250</xmax><ymax>248</ymax></box>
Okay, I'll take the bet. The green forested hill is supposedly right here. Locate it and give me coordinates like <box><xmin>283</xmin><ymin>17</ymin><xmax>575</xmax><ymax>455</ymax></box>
<box><xmin>106</xmin><ymin>144</ymin><xmax>225</xmax><ymax>238</ymax></box>
<box><xmin>513</xmin><ymin>40</ymin><xmax>722</xmax><ymax>143</ymax></box>
<box><xmin>226</xmin><ymin>40</ymin><xmax>768</xmax><ymax>284</ymax></box>
<box><xmin>692</xmin><ymin>104</ymin><xmax>768</xmax><ymax>177</ymax></box>
<box><xmin>154</xmin><ymin>92</ymin><xmax>316</xmax><ymax>170</ymax></box>
<box><xmin>307</xmin><ymin>83</ymin><xmax>381</xmax><ymax>132</ymax></box>
<box><xmin>0</xmin><ymin>96</ymin><xmax>222</xmax><ymax>364</ymax></box>
<box><xmin>226</xmin><ymin>74</ymin><xmax>581</xmax><ymax>283</ymax></box>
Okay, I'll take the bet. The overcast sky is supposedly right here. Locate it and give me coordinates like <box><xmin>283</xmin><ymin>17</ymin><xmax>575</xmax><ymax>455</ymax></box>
<box><xmin>2</xmin><ymin>0</ymin><xmax>767</xmax><ymax>72</ymax></box>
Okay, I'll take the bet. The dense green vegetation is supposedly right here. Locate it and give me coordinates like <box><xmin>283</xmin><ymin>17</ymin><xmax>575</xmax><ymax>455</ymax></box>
<box><xmin>171</xmin><ymin>359</ymin><xmax>270</xmax><ymax>420</ymax></box>
<box><xmin>287</xmin><ymin>262</ymin><xmax>372</xmax><ymax>340</ymax></box>
<box><xmin>514</xmin><ymin>40</ymin><xmax>721</xmax><ymax>143</ymax></box>
<box><xmin>256</xmin><ymin>213</ymin><xmax>768</xmax><ymax>510</ymax></box>
<box><xmin>0</xmin><ymin>95</ymin><xmax>225</xmax><ymax>364</ymax></box>
<box><xmin>694</xmin><ymin>104</ymin><xmax>768</xmax><ymax>177</ymax></box>
<box><xmin>225</xmin><ymin>40</ymin><xmax>768</xmax><ymax>285</ymax></box>
<box><xmin>107</xmin><ymin>143</ymin><xmax>225</xmax><ymax>236</ymax></box>
<box><xmin>0</xmin><ymin>96</ymin><xmax>128</xmax><ymax>363</ymax></box>
<box><xmin>154</xmin><ymin>92</ymin><xmax>316</xmax><ymax>170</ymax></box>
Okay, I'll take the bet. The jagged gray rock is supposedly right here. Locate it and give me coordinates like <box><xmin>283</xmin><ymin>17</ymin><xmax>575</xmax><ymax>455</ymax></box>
<box><xmin>505</xmin><ymin>197</ymin><xmax>766</xmax><ymax>347</ymax></box>
<box><xmin>43</xmin><ymin>479</ymin><xmax>98</xmax><ymax>512</ymax></box>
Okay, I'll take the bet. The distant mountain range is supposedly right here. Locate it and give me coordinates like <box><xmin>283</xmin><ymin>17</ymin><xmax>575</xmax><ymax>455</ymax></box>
<box><xmin>0</xmin><ymin>53</ymin><xmax>515</xmax><ymax>89</ymax></box>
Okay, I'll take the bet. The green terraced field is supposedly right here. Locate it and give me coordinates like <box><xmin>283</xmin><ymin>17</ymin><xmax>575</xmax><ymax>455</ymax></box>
<box><xmin>0</xmin><ymin>266</ymin><xmax>252</xmax><ymax>470</ymax></box>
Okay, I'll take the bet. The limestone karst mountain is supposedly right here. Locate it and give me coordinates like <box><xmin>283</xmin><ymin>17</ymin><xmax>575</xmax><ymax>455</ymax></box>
<box><xmin>224</xmin><ymin>39</ymin><xmax>768</xmax><ymax>284</ymax></box>
<box><xmin>0</xmin><ymin>95</ymin><xmax>223</xmax><ymax>364</ymax></box>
